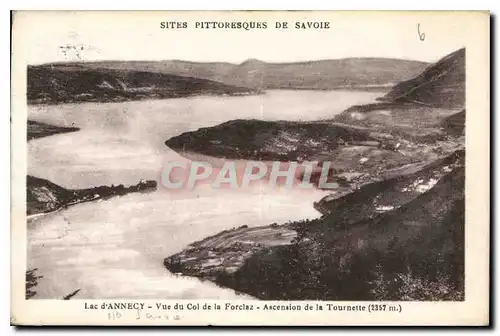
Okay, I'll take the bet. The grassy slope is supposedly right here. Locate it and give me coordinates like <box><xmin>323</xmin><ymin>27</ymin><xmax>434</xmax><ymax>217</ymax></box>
<box><xmin>27</xmin><ymin>121</ymin><xmax>157</xmax><ymax>216</ymax></box>
<box><xmin>313</xmin><ymin>150</ymin><xmax>464</xmax><ymax>217</ymax></box>
<box><xmin>441</xmin><ymin>110</ymin><xmax>465</xmax><ymax>136</ymax></box>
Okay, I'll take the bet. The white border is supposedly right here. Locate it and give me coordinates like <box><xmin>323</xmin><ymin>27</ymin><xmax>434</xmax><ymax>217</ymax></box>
<box><xmin>3</xmin><ymin>2</ymin><xmax>497</xmax><ymax>335</ymax></box>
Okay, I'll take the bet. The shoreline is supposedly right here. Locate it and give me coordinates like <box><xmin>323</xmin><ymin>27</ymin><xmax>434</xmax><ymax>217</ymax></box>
<box><xmin>27</xmin><ymin>87</ymin><xmax>389</xmax><ymax>107</ymax></box>
<box><xmin>27</xmin><ymin>90</ymin><xmax>262</xmax><ymax>107</ymax></box>
<box><xmin>164</xmin><ymin>149</ymin><xmax>465</xmax><ymax>300</ymax></box>
<box><xmin>27</xmin><ymin>175</ymin><xmax>158</xmax><ymax>217</ymax></box>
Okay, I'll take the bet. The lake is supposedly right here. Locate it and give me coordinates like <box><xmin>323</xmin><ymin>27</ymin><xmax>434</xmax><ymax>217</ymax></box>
<box><xmin>27</xmin><ymin>90</ymin><xmax>382</xmax><ymax>299</ymax></box>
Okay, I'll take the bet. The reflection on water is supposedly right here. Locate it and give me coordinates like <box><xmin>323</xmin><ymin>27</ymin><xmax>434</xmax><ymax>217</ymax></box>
<box><xmin>27</xmin><ymin>90</ymin><xmax>380</xmax><ymax>298</ymax></box>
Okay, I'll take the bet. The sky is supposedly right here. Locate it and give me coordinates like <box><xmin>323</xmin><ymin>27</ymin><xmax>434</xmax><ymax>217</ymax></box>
<box><xmin>12</xmin><ymin>11</ymin><xmax>475</xmax><ymax>65</ymax></box>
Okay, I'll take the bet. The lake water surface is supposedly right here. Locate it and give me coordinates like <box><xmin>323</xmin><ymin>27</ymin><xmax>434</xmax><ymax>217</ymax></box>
<box><xmin>27</xmin><ymin>90</ymin><xmax>381</xmax><ymax>299</ymax></box>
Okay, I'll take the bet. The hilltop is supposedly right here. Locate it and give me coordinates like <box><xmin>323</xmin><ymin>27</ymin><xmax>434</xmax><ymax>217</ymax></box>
<box><xmin>379</xmin><ymin>48</ymin><xmax>465</xmax><ymax>108</ymax></box>
<box><xmin>52</xmin><ymin>57</ymin><xmax>429</xmax><ymax>91</ymax></box>
<box><xmin>27</xmin><ymin>64</ymin><xmax>255</xmax><ymax>105</ymax></box>
<box><xmin>27</xmin><ymin>120</ymin><xmax>157</xmax><ymax>216</ymax></box>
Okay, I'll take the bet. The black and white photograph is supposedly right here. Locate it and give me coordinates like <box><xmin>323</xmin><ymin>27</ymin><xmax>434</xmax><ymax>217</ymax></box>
<box><xmin>10</xmin><ymin>10</ymin><xmax>490</xmax><ymax>326</ymax></box>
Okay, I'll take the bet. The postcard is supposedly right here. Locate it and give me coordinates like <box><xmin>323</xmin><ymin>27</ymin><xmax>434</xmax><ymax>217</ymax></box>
<box><xmin>10</xmin><ymin>10</ymin><xmax>490</xmax><ymax>326</ymax></box>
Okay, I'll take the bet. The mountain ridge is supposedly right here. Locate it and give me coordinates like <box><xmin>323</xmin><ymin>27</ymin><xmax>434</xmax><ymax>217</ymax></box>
<box><xmin>41</xmin><ymin>57</ymin><xmax>429</xmax><ymax>91</ymax></box>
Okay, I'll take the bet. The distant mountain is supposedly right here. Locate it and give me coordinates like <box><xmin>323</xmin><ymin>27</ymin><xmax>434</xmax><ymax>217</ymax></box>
<box><xmin>27</xmin><ymin>175</ymin><xmax>157</xmax><ymax>216</ymax></box>
<box><xmin>27</xmin><ymin>64</ymin><xmax>255</xmax><ymax>105</ymax></box>
<box><xmin>61</xmin><ymin>57</ymin><xmax>429</xmax><ymax>91</ymax></box>
<box><xmin>380</xmin><ymin>48</ymin><xmax>465</xmax><ymax>108</ymax></box>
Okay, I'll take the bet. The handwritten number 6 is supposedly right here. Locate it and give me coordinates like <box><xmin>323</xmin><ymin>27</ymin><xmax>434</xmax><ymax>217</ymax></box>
<box><xmin>417</xmin><ymin>24</ymin><xmax>426</xmax><ymax>41</ymax></box>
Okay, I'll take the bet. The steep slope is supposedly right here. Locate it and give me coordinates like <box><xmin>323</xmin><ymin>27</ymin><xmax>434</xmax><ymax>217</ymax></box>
<box><xmin>380</xmin><ymin>48</ymin><xmax>465</xmax><ymax>108</ymax></box>
<box><xmin>332</xmin><ymin>48</ymin><xmax>466</xmax><ymax>143</ymax></box>
<box><xmin>27</xmin><ymin>64</ymin><xmax>254</xmax><ymax>105</ymax></box>
<box><xmin>165</xmin><ymin>153</ymin><xmax>465</xmax><ymax>300</ymax></box>
<box><xmin>163</xmin><ymin>48</ymin><xmax>466</xmax><ymax>301</ymax></box>
<box><xmin>60</xmin><ymin>57</ymin><xmax>429</xmax><ymax>90</ymax></box>
<box><xmin>228</xmin><ymin>58</ymin><xmax>429</xmax><ymax>90</ymax></box>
